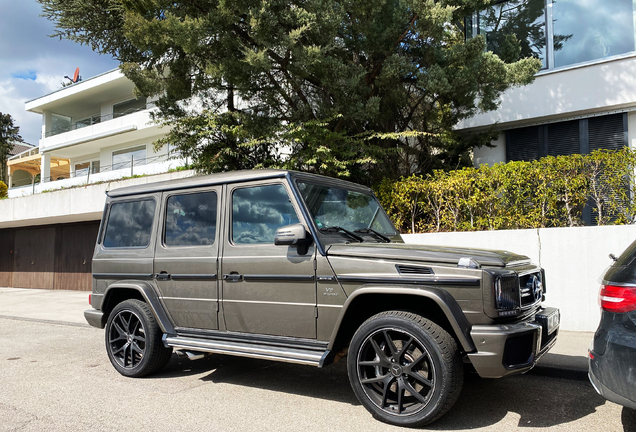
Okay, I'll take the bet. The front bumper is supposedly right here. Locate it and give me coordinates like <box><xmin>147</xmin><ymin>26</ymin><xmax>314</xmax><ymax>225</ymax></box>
<box><xmin>467</xmin><ymin>306</ymin><xmax>560</xmax><ymax>378</ymax></box>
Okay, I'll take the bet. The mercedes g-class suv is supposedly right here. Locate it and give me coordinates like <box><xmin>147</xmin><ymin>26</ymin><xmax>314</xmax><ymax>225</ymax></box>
<box><xmin>85</xmin><ymin>169</ymin><xmax>559</xmax><ymax>427</ymax></box>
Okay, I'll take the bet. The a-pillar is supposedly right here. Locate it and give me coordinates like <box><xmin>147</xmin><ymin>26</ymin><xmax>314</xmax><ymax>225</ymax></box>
<box><xmin>41</xmin><ymin>153</ymin><xmax>51</xmax><ymax>182</ymax></box>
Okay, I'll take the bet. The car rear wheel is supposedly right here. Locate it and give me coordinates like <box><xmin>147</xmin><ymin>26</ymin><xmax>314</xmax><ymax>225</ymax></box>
<box><xmin>105</xmin><ymin>299</ymin><xmax>172</xmax><ymax>377</ymax></box>
<box><xmin>347</xmin><ymin>311</ymin><xmax>463</xmax><ymax>427</ymax></box>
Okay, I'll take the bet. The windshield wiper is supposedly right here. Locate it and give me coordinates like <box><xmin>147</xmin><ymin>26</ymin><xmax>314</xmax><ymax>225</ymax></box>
<box><xmin>354</xmin><ymin>228</ymin><xmax>391</xmax><ymax>243</ymax></box>
<box><xmin>319</xmin><ymin>226</ymin><xmax>364</xmax><ymax>243</ymax></box>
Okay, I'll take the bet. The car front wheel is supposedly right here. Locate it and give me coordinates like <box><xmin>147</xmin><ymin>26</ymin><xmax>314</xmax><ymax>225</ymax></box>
<box><xmin>347</xmin><ymin>311</ymin><xmax>463</xmax><ymax>427</ymax></box>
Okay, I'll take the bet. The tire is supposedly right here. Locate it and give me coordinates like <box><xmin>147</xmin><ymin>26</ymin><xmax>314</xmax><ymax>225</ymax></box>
<box><xmin>105</xmin><ymin>299</ymin><xmax>173</xmax><ymax>378</ymax></box>
<box><xmin>347</xmin><ymin>311</ymin><xmax>463</xmax><ymax>427</ymax></box>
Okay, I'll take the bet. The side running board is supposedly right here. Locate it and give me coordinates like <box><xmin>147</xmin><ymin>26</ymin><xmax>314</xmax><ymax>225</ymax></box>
<box><xmin>163</xmin><ymin>334</ymin><xmax>331</xmax><ymax>367</ymax></box>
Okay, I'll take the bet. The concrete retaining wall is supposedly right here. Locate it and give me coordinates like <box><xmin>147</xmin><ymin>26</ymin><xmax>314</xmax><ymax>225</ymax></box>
<box><xmin>404</xmin><ymin>226</ymin><xmax>636</xmax><ymax>332</ymax></box>
<box><xmin>0</xmin><ymin>169</ymin><xmax>196</xmax><ymax>228</ymax></box>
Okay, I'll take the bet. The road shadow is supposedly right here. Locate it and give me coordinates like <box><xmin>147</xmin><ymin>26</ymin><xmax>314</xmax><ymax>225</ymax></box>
<box><xmin>623</xmin><ymin>407</ymin><xmax>636</xmax><ymax>432</ymax></box>
<box><xmin>155</xmin><ymin>354</ymin><xmax>610</xmax><ymax>429</ymax></box>
<box><xmin>159</xmin><ymin>353</ymin><xmax>359</xmax><ymax>406</ymax></box>
<box><xmin>428</xmin><ymin>373</ymin><xmax>606</xmax><ymax>430</ymax></box>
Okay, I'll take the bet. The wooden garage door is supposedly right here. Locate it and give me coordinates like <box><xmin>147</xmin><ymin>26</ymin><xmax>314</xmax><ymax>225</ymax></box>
<box><xmin>0</xmin><ymin>229</ymin><xmax>15</xmax><ymax>287</ymax></box>
<box><xmin>13</xmin><ymin>227</ymin><xmax>56</xmax><ymax>289</ymax></box>
<box><xmin>54</xmin><ymin>222</ymin><xmax>99</xmax><ymax>291</ymax></box>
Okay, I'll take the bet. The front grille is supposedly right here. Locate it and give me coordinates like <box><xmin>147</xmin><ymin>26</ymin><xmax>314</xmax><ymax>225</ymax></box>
<box><xmin>396</xmin><ymin>265</ymin><xmax>434</xmax><ymax>275</ymax></box>
<box><xmin>495</xmin><ymin>274</ymin><xmax>520</xmax><ymax>310</ymax></box>
<box><xmin>519</xmin><ymin>272</ymin><xmax>543</xmax><ymax>308</ymax></box>
<box><xmin>503</xmin><ymin>333</ymin><xmax>535</xmax><ymax>367</ymax></box>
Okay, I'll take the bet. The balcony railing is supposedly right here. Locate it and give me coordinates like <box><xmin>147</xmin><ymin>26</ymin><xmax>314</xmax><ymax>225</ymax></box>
<box><xmin>9</xmin><ymin>151</ymin><xmax>184</xmax><ymax>190</ymax></box>
<box><xmin>43</xmin><ymin>103</ymin><xmax>155</xmax><ymax>138</ymax></box>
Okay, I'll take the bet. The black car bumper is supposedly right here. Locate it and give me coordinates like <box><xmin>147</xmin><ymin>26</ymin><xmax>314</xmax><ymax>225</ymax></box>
<box><xmin>589</xmin><ymin>321</ymin><xmax>636</xmax><ymax>409</ymax></box>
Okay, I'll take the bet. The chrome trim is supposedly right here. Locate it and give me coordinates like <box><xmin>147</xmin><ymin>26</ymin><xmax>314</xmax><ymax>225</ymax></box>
<box><xmin>164</xmin><ymin>335</ymin><xmax>329</xmax><ymax>367</ymax></box>
<box><xmin>170</xmin><ymin>274</ymin><xmax>217</xmax><ymax>280</ymax></box>
<box><xmin>242</xmin><ymin>274</ymin><xmax>315</xmax><ymax>282</ymax></box>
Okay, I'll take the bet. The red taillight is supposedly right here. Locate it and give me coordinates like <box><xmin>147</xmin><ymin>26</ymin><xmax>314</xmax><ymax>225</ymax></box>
<box><xmin>599</xmin><ymin>285</ymin><xmax>636</xmax><ymax>313</ymax></box>
<box><xmin>88</xmin><ymin>294</ymin><xmax>92</xmax><ymax>305</ymax></box>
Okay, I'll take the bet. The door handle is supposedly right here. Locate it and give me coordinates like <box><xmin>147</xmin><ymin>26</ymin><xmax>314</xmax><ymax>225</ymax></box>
<box><xmin>155</xmin><ymin>271</ymin><xmax>171</xmax><ymax>281</ymax></box>
<box><xmin>223</xmin><ymin>272</ymin><xmax>243</xmax><ymax>282</ymax></box>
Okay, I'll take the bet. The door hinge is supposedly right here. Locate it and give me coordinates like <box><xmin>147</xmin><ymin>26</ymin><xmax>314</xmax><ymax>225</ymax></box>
<box><xmin>314</xmin><ymin>307</ymin><xmax>318</xmax><ymax>318</ymax></box>
<box><xmin>313</xmin><ymin>259</ymin><xmax>317</xmax><ymax>271</ymax></box>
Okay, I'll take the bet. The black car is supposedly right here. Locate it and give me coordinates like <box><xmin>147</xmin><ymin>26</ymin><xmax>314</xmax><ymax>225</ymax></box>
<box><xmin>589</xmin><ymin>240</ymin><xmax>636</xmax><ymax>410</ymax></box>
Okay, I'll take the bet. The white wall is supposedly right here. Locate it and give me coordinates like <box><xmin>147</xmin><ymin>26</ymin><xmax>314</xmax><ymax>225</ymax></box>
<box><xmin>458</xmin><ymin>55</ymin><xmax>636</xmax><ymax>131</ymax></box>
<box><xmin>404</xmin><ymin>225</ymin><xmax>636</xmax><ymax>332</ymax></box>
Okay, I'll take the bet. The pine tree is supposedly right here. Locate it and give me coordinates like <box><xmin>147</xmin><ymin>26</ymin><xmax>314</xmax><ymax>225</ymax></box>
<box><xmin>0</xmin><ymin>113</ymin><xmax>23</xmax><ymax>184</ymax></box>
<box><xmin>39</xmin><ymin>0</ymin><xmax>542</xmax><ymax>185</ymax></box>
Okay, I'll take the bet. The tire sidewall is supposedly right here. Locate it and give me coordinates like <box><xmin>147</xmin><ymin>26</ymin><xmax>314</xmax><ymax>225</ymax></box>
<box><xmin>347</xmin><ymin>313</ymin><xmax>454</xmax><ymax>427</ymax></box>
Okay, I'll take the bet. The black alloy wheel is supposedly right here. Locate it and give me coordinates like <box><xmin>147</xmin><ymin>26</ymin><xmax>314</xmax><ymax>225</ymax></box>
<box><xmin>105</xmin><ymin>299</ymin><xmax>172</xmax><ymax>377</ymax></box>
<box><xmin>357</xmin><ymin>327</ymin><xmax>436</xmax><ymax>416</ymax></box>
<box><xmin>108</xmin><ymin>308</ymin><xmax>146</xmax><ymax>370</ymax></box>
<box><xmin>348</xmin><ymin>311</ymin><xmax>463</xmax><ymax>427</ymax></box>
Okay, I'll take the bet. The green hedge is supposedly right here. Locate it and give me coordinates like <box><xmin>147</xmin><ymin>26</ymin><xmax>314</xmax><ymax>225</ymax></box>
<box><xmin>0</xmin><ymin>181</ymin><xmax>7</xmax><ymax>199</ymax></box>
<box><xmin>376</xmin><ymin>149</ymin><xmax>636</xmax><ymax>233</ymax></box>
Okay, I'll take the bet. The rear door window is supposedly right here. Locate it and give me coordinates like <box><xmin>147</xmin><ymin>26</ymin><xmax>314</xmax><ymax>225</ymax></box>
<box><xmin>103</xmin><ymin>199</ymin><xmax>156</xmax><ymax>248</ymax></box>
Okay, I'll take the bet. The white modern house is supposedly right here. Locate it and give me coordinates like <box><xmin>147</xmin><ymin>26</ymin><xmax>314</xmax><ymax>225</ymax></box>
<box><xmin>459</xmin><ymin>0</ymin><xmax>636</xmax><ymax>165</ymax></box>
<box><xmin>7</xmin><ymin>69</ymin><xmax>182</xmax><ymax>197</ymax></box>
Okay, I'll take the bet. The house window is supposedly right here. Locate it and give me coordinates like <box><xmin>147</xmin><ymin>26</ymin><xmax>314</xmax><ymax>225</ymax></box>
<box><xmin>113</xmin><ymin>97</ymin><xmax>147</xmax><ymax>118</ymax></box>
<box><xmin>468</xmin><ymin>0</ymin><xmax>636</xmax><ymax>70</ymax></box>
<box><xmin>75</xmin><ymin>162</ymin><xmax>90</xmax><ymax>177</ymax></box>
<box><xmin>74</xmin><ymin>160</ymin><xmax>101</xmax><ymax>177</ymax></box>
<box><xmin>112</xmin><ymin>145</ymin><xmax>146</xmax><ymax>170</ymax></box>
<box><xmin>478</xmin><ymin>0</ymin><xmax>546</xmax><ymax>68</ymax></box>
<box><xmin>553</xmin><ymin>0</ymin><xmax>635</xmax><ymax>68</ymax></box>
<box><xmin>506</xmin><ymin>113</ymin><xmax>627</xmax><ymax>161</ymax></box>
<box><xmin>50</xmin><ymin>113</ymin><xmax>71</xmax><ymax>136</ymax></box>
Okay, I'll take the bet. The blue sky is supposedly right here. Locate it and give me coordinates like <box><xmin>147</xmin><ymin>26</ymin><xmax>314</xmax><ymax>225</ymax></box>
<box><xmin>0</xmin><ymin>0</ymin><xmax>118</xmax><ymax>146</ymax></box>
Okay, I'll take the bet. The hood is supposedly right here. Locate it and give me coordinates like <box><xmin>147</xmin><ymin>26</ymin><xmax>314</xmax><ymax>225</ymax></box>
<box><xmin>326</xmin><ymin>243</ymin><xmax>530</xmax><ymax>268</ymax></box>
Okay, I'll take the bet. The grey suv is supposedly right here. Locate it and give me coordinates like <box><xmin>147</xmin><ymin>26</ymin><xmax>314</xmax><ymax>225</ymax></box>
<box><xmin>85</xmin><ymin>169</ymin><xmax>559</xmax><ymax>427</ymax></box>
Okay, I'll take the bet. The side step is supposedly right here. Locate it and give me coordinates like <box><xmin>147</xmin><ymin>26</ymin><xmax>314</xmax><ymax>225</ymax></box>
<box><xmin>164</xmin><ymin>335</ymin><xmax>330</xmax><ymax>367</ymax></box>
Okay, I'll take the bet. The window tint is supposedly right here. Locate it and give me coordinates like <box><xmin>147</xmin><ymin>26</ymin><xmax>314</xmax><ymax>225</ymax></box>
<box><xmin>232</xmin><ymin>184</ymin><xmax>299</xmax><ymax>244</ymax></box>
<box><xmin>103</xmin><ymin>200</ymin><xmax>156</xmax><ymax>248</ymax></box>
<box><xmin>165</xmin><ymin>191</ymin><xmax>217</xmax><ymax>246</ymax></box>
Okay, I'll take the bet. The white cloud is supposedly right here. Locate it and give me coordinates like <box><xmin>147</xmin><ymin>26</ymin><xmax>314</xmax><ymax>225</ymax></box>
<box><xmin>0</xmin><ymin>0</ymin><xmax>118</xmax><ymax>145</ymax></box>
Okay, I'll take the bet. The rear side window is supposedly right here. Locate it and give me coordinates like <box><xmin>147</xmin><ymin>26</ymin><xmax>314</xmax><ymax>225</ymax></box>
<box><xmin>165</xmin><ymin>191</ymin><xmax>217</xmax><ymax>246</ymax></box>
<box><xmin>103</xmin><ymin>199</ymin><xmax>156</xmax><ymax>248</ymax></box>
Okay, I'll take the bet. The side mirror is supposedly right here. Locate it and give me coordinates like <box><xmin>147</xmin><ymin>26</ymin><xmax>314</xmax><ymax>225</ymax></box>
<box><xmin>275</xmin><ymin>223</ymin><xmax>312</xmax><ymax>255</ymax></box>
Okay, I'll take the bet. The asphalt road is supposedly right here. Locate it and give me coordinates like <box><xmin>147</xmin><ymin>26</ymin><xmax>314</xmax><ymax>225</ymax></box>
<box><xmin>0</xmin><ymin>317</ymin><xmax>634</xmax><ymax>432</ymax></box>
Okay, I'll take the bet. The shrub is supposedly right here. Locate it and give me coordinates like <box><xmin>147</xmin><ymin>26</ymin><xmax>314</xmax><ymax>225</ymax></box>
<box><xmin>377</xmin><ymin>149</ymin><xmax>636</xmax><ymax>233</ymax></box>
<box><xmin>0</xmin><ymin>181</ymin><xmax>7</xmax><ymax>198</ymax></box>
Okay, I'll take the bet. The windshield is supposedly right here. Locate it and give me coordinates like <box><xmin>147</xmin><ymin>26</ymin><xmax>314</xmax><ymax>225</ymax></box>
<box><xmin>296</xmin><ymin>181</ymin><xmax>398</xmax><ymax>238</ymax></box>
